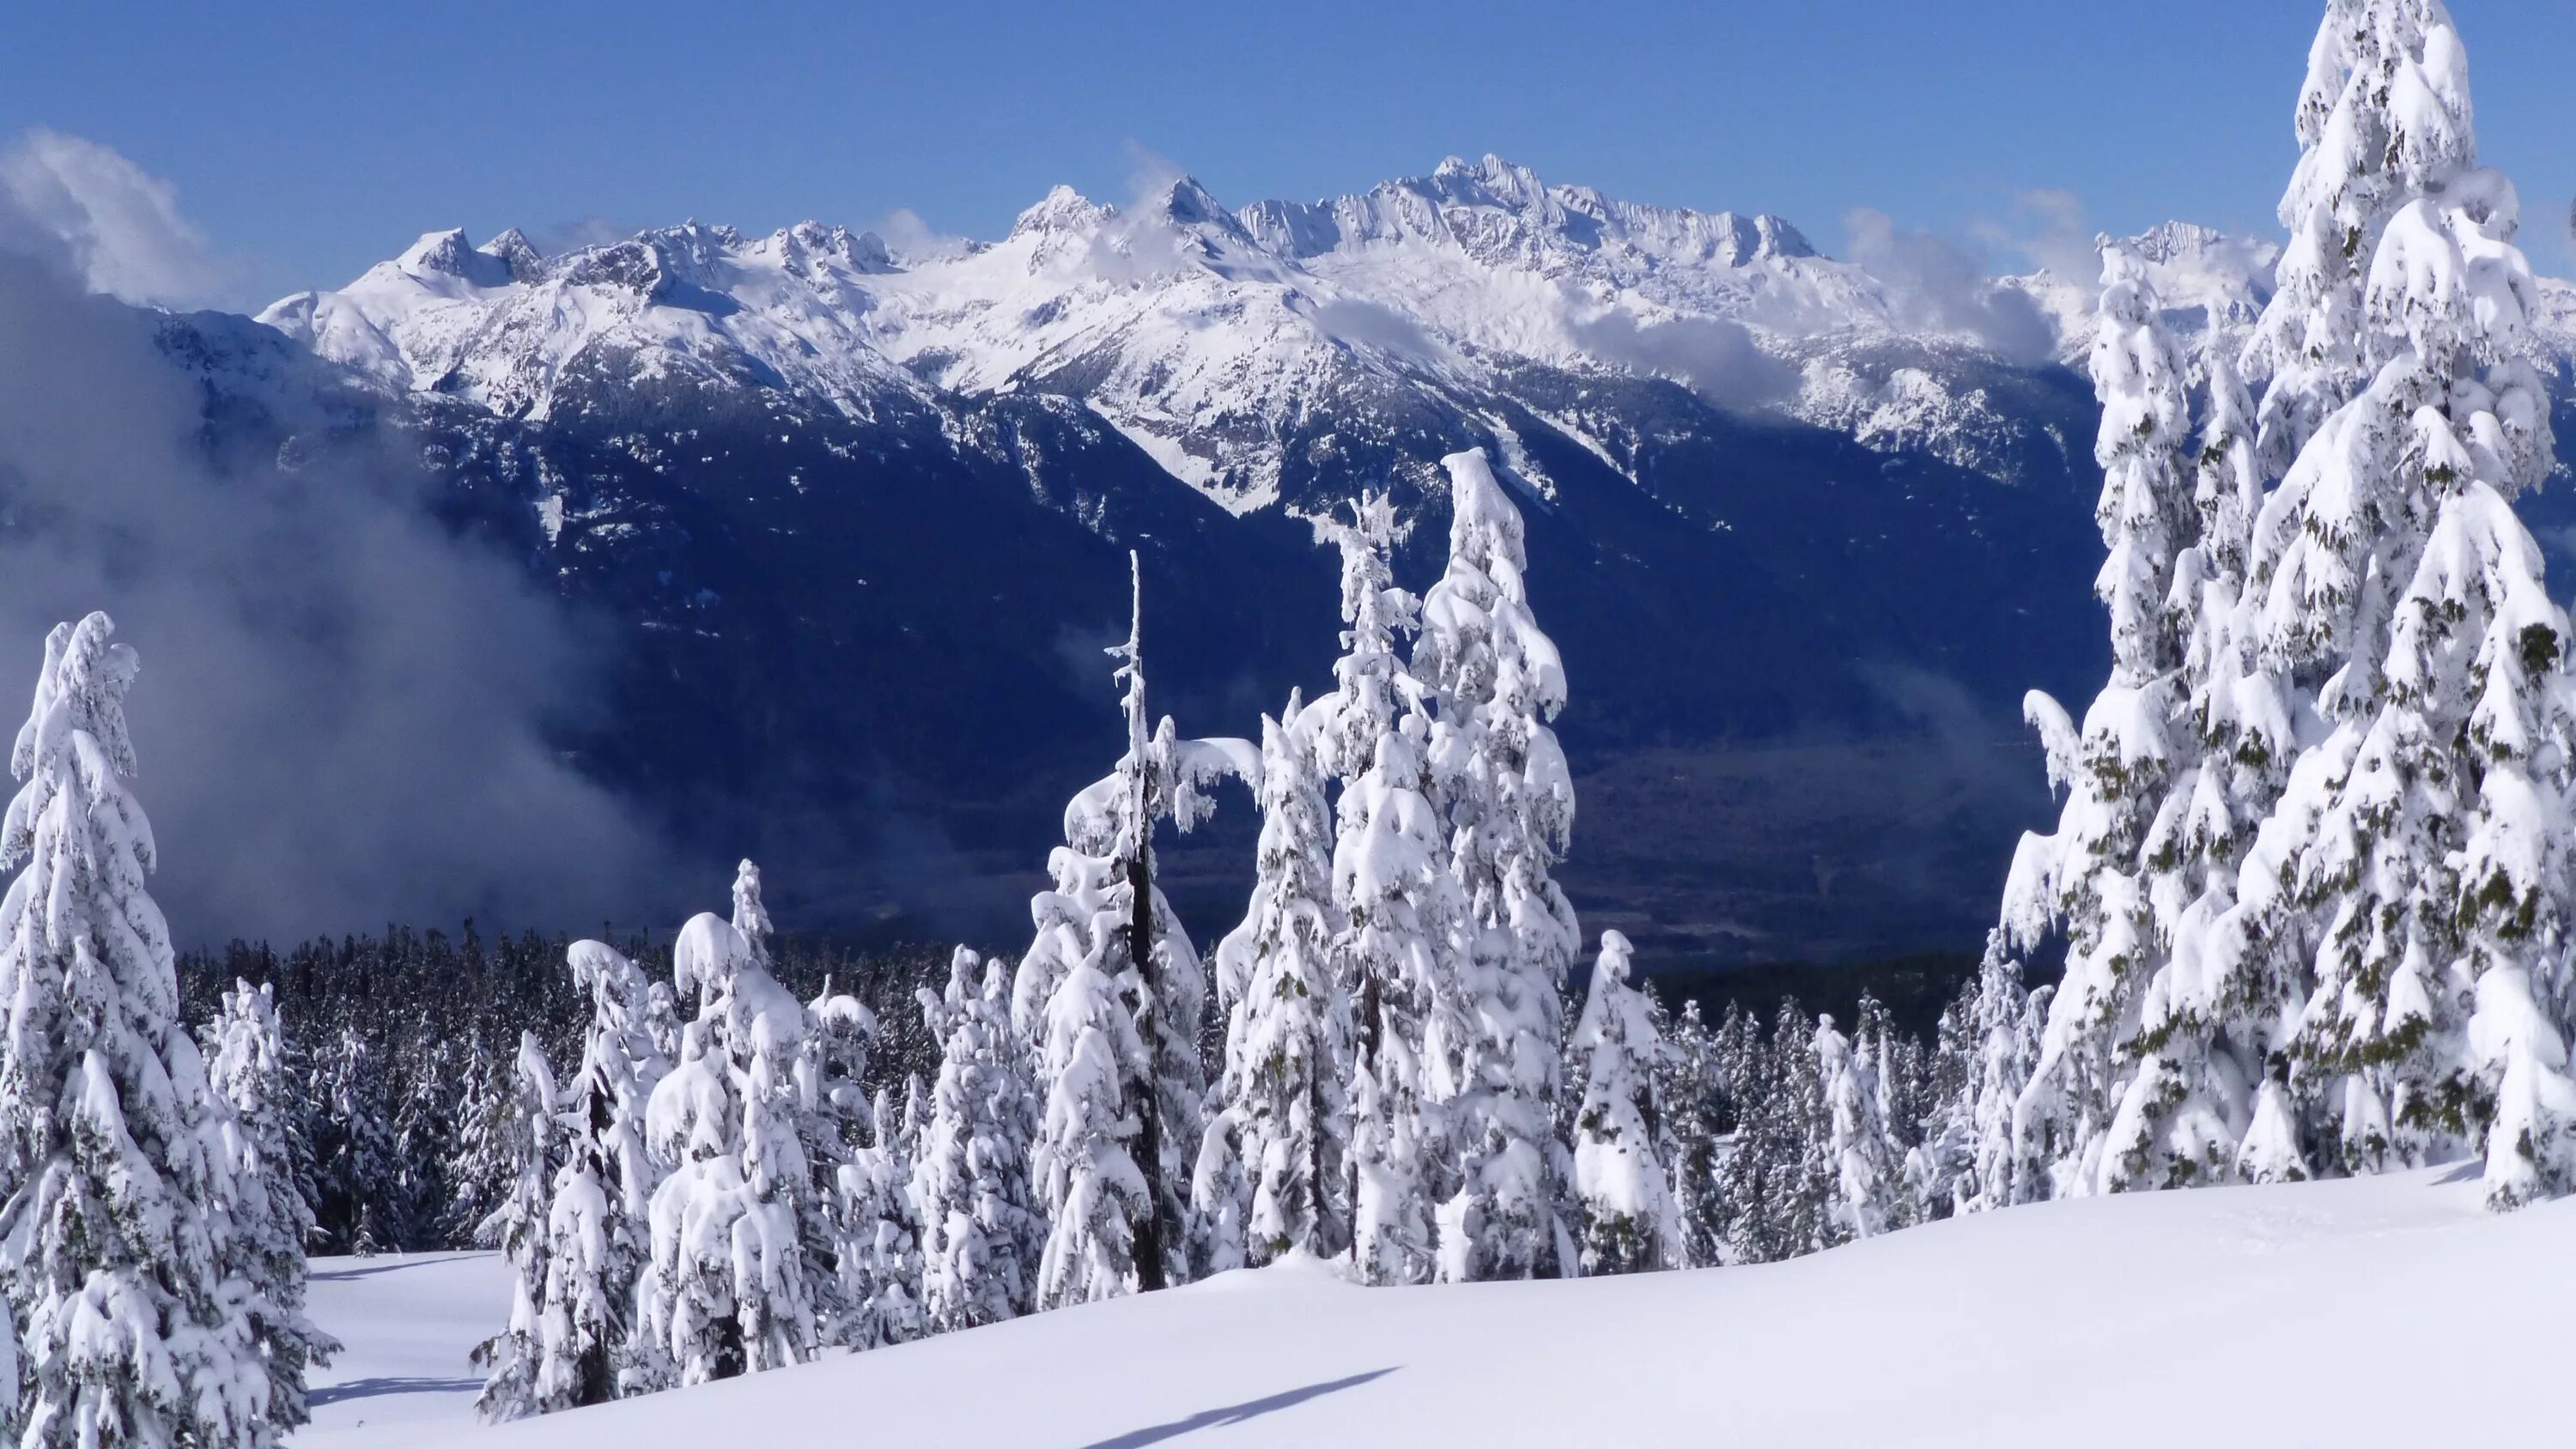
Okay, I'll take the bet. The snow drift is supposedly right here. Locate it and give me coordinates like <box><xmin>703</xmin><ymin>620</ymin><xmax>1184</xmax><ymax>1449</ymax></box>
<box><xmin>309</xmin><ymin>1171</ymin><xmax>2573</xmax><ymax>1447</ymax></box>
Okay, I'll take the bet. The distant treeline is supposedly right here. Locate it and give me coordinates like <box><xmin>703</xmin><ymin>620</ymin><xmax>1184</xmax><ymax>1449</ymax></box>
<box><xmin>173</xmin><ymin>925</ymin><xmax>953</xmax><ymax>1255</ymax></box>
<box><xmin>1640</xmin><ymin>952</ymin><xmax>1995</xmax><ymax>1045</ymax></box>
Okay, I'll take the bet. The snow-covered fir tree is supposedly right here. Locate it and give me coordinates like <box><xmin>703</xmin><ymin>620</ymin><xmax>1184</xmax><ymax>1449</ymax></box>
<box><xmin>2003</xmin><ymin>240</ymin><xmax>2198</xmax><ymax>1199</ymax></box>
<box><xmin>1924</xmin><ymin>939</ymin><xmax>2049</xmax><ymax>1213</ymax></box>
<box><xmin>1414</xmin><ymin>448</ymin><xmax>1581</xmax><ymax>1283</ymax></box>
<box><xmin>798</xmin><ymin>983</ymin><xmax>877</xmax><ymax>1349</ymax></box>
<box><xmin>393</xmin><ymin>1030</ymin><xmax>458</xmax><ymax>1250</ymax></box>
<box><xmin>537</xmin><ymin>940</ymin><xmax>672</xmax><ymax>1408</ymax></box>
<box><xmin>201</xmin><ymin>979</ymin><xmax>339</xmax><ymax>1442</ymax></box>
<box><xmin>1302</xmin><ymin>499</ymin><xmax>1448</xmax><ymax>1285</ymax></box>
<box><xmin>2112</xmin><ymin>349</ymin><xmax>2299</xmax><ymax>1195</ymax></box>
<box><xmin>2242</xmin><ymin>0</ymin><xmax>2459</xmax><ymax>473</ymax></box>
<box><xmin>1715</xmin><ymin>1002</ymin><xmax>1838</xmax><ymax>1264</ymax></box>
<box><xmin>1905</xmin><ymin>991</ymin><xmax>1975</xmax><ymax>1222</ymax></box>
<box><xmin>1872</xmin><ymin>1001</ymin><xmax>1935</xmax><ymax>1182</ymax></box>
<box><xmin>1709</xmin><ymin>1004</ymin><xmax>1773</xmax><ymax>1261</ymax></box>
<box><xmin>472</xmin><ymin>1033</ymin><xmax>562</xmax><ymax>1422</ymax></box>
<box><xmin>1210</xmin><ymin>692</ymin><xmax>1352</xmax><ymax>1264</ymax></box>
<box><xmin>840</xmin><ymin>1086</ymin><xmax>925</xmax><ymax>1348</ymax></box>
<box><xmin>1568</xmin><ymin>931</ymin><xmax>1680</xmax><ymax>1275</ymax></box>
<box><xmin>315</xmin><ymin>1024</ymin><xmax>402</xmax><ymax>1253</ymax></box>
<box><xmin>1656</xmin><ymin>998</ymin><xmax>1727</xmax><ymax>1268</ymax></box>
<box><xmin>1022</xmin><ymin>858</ymin><xmax>1151</xmax><ymax>1307</ymax></box>
<box><xmin>1328</xmin><ymin>711</ymin><xmax>1455</xmax><ymax>1285</ymax></box>
<box><xmin>0</xmin><ymin>613</ymin><xmax>270</xmax><ymax>1449</ymax></box>
<box><xmin>1019</xmin><ymin>555</ymin><xmax>1250</xmax><ymax>1300</ymax></box>
<box><xmin>1815</xmin><ymin>1014</ymin><xmax>1905</xmax><ymax>1240</ymax></box>
<box><xmin>732</xmin><ymin>858</ymin><xmax>775</xmax><ymax>962</ymax></box>
<box><xmin>536</xmin><ymin>1103</ymin><xmax>615</xmax><ymax>1413</ymax></box>
<box><xmin>1188</xmin><ymin>1108</ymin><xmax>1251</xmax><ymax>1277</ymax></box>
<box><xmin>629</xmin><ymin>907</ymin><xmax>822</xmax><ymax>1387</ymax></box>
<box><xmin>914</xmin><ymin>948</ymin><xmax>1042</xmax><ymax>1332</ymax></box>
<box><xmin>1853</xmin><ymin>997</ymin><xmax>1922</xmax><ymax>1234</ymax></box>
<box><xmin>443</xmin><ymin>1030</ymin><xmax>516</xmax><ymax>1247</ymax></box>
<box><xmin>2208</xmin><ymin>0</ymin><xmax>2576</xmax><ymax>1200</ymax></box>
<box><xmin>273</xmin><ymin>1029</ymin><xmax>324</xmax><ymax>1253</ymax></box>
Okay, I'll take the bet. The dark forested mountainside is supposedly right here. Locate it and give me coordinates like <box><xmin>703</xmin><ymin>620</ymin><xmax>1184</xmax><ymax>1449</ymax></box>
<box><xmin>180</xmin><ymin>310</ymin><xmax>2109</xmax><ymax>970</ymax></box>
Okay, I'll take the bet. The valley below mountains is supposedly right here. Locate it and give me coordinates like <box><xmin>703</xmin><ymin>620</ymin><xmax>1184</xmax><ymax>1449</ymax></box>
<box><xmin>162</xmin><ymin>155</ymin><xmax>2576</xmax><ymax>966</ymax></box>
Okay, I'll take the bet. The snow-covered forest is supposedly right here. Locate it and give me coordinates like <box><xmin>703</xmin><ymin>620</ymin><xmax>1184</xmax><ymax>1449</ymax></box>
<box><xmin>0</xmin><ymin>3</ymin><xmax>2572</xmax><ymax>1446</ymax></box>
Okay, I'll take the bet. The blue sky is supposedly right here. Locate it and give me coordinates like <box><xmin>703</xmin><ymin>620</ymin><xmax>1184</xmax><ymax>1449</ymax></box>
<box><xmin>6</xmin><ymin>0</ymin><xmax>2575</xmax><ymax>307</ymax></box>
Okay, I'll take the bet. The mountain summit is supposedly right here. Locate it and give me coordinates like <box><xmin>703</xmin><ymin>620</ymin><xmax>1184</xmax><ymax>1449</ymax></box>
<box><xmin>264</xmin><ymin>157</ymin><xmax>2287</xmax><ymax>510</ymax></box>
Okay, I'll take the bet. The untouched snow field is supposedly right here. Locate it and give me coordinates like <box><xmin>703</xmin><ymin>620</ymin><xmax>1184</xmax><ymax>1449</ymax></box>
<box><xmin>312</xmin><ymin>1172</ymin><xmax>2573</xmax><ymax>1448</ymax></box>
<box><xmin>305</xmin><ymin>1252</ymin><xmax>510</xmax><ymax>1447</ymax></box>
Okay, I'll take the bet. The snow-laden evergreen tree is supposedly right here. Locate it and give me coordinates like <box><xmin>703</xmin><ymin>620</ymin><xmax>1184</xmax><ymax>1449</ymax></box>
<box><xmin>1210</xmin><ymin>692</ymin><xmax>1352</xmax><ymax>1264</ymax></box>
<box><xmin>1709</xmin><ymin>1005</ymin><xmax>1776</xmax><ymax>1263</ymax></box>
<box><xmin>2186</xmin><ymin>0</ymin><xmax>2464</xmax><ymax>1182</ymax></box>
<box><xmin>443</xmin><ymin>1031</ymin><xmax>515</xmax><ymax>1248</ymax></box>
<box><xmin>1305</xmin><ymin>495</ymin><xmax>1418</xmax><ymax>801</ymax></box>
<box><xmin>1715</xmin><ymin>1002</ymin><xmax>1838</xmax><ymax>1264</ymax></box>
<box><xmin>1019</xmin><ymin>555</ymin><xmax>1251</xmax><ymax>1300</ymax></box>
<box><xmin>1905</xmin><ymin>992</ymin><xmax>1976</xmax><ymax>1222</ymax></box>
<box><xmin>1854</xmin><ymin>997</ymin><xmax>1923</xmax><ymax>1234</ymax></box>
<box><xmin>1300</xmin><ymin>500</ymin><xmax>1448</xmax><ymax>1285</ymax></box>
<box><xmin>1568</xmin><ymin>931</ymin><xmax>1679</xmax><ymax>1275</ymax></box>
<box><xmin>839</xmin><ymin>1087</ymin><xmax>924</xmax><ymax>1349</ymax></box>
<box><xmin>2243</xmin><ymin>0</ymin><xmax>2469</xmax><ymax>473</ymax></box>
<box><xmin>2111</xmin><ymin>349</ymin><xmax>2300</xmax><ymax>1194</ymax></box>
<box><xmin>1413</xmin><ymin>448</ymin><xmax>1581</xmax><ymax>1283</ymax></box>
<box><xmin>1188</xmin><ymin>1110</ymin><xmax>1251</xmax><ymax>1277</ymax></box>
<box><xmin>914</xmin><ymin>949</ymin><xmax>1042</xmax><ymax>1332</ymax></box>
<box><xmin>2003</xmin><ymin>241</ymin><xmax>2197</xmax><ymax>1199</ymax></box>
<box><xmin>536</xmin><ymin>941</ymin><xmax>671</xmax><ymax>1408</ymax></box>
<box><xmin>881</xmin><ymin>1077</ymin><xmax>929</xmax><ymax>1334</ymax></box>
<box><xmin>315</xmin><ymin>1025</ymin><xmax>401</xmax><ymax>1253</ymax></box>
<box><xmin>1815</xmin><ymin>1015</ymin><xmax>1904</xmax><ymax>1240</ymax></box>
<box><xmin>273</xmin><ymin>1032</ymin><xmax>323</xmax><ymax>1252</ymax></box>
<box><xmin>536</xmin><ymin>1115</ymin><xmax>614</xmax><ymax>1414</ymax></box>
<box><xmin>0</xmin><ymin>613</ymin><xmax>270</xmax><ymax>1449</ymax></box>
<box><xmin>1023</xmin><ymin>865</ymin><xmax>1150</xmax><ymax>1307</ymax></box>
<box><xmin>200</xmin><ymin>979</ymin><xmax>339</xmax><ymax>1442</ymax></box>
<box><xmin>1330</xmin><ymin>711</ymin><xmax>1455</xmax><ymax>1286</ymax></box>
<box><xmin>1926</xmin><ymin>941</ymin><xmax>2049</xmax><ymax>1213</ymax></box>
<box><xmin>472</xmin><ymin>1034</ymin><xmax>561</xmax><ymax>1422</ymax></box>
<box><xmin>732</xmin><ymin>858</ymin><xmax>775</xmax><ymax>962</ymax></box>
<box><xmin>797</xmin><ymin>984</ymin><xmax>876</xmax><ymax>1349</ymax></box>
<box><xmin>2238</xmin><ymin>1058</ymin><xmax>2313</xmax><ymax>1186</ymax></box>
<box><xmin>1656</xmin><ymin>998</ymin><xmax>1725</xmax><ymax>1268</ymax></box>
<box><xmin>629</xmin><ymin>907</ymin><xmax>821</xmax><ymax>1387</ymax></box>
<box><xmin>2208</xmin><ymin>2</ymin><xmax>2576</xmax><ymax>1197</ymax></box>
<box><xmin>393</xmin><ymin>1031</ymin><xmax>458</xmax><ymax>1251</ymax></box>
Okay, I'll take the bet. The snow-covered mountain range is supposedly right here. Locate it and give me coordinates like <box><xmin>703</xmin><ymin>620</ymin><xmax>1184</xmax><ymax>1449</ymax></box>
<box><xmin>257</xmin><ymin>156</ymin><xmax>2361</xmax><ymax>507</ymax></box>
<box><xmin>188</xmin><ymin>157</ymin><xmax>2576</xmax><ymax>963</ymax></box>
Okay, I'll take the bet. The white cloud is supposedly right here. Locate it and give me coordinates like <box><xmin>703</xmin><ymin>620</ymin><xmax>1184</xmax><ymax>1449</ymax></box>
<box><xmin>0</xmin><ymin>129</ymin><xmax>224</xmax><ymax>307</ymax></box>
<box><xmin>1843</xmin><ymin>207</ymin><xmax>2057</xmax><ymax>364</ymax></box>
<box><xmin>875</xmin><ymin>207</ymin><xmax>971</xmax><ymax>262</ymax></box>
<box><xmin>1971</xmin><ymin>188</ymin><xmax>2100</xmax><ymax>285</ymax></box>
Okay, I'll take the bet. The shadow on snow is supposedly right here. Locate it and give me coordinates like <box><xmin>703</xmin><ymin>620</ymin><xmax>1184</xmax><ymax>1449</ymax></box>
<box><xmin>312</xmin><ymin>1253</ymin><xmax>494</xmax><ymax>1282</ymax></box>
<box><xmin>1076</xmin><ymin>1367</ymin><xmax>1400</xmax><ymax>1448</ymax></box>
<box><xmin>309</xmin><ymin>1375</ymin><xmax>482</xmax><ymax>1409</ymax></box>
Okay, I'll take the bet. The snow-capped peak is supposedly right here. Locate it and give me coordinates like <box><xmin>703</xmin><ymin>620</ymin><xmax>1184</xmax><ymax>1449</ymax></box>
<box><xmin>478</xmin><ymin>227</ymin><xmax>544</xmax><ymax>278</ymax></box>
<box><xmin>396</xmin><ymin>227</ymin><xmax>516</xmax><ymax>288</ymax></box>
<box><xmin>1237</xmin><ymin>154</ymin><xmax>1815</xmax><ymax>275</ymax></box>
<box><xmin>252</xmin><ymin>157</ymin><xmax>2348</xmax><ymax>506</ymax></box>
<box><xmin>1011</xmin><ymin>185</ymin><xmax>1113</xmax><ymax>239</ymax></box>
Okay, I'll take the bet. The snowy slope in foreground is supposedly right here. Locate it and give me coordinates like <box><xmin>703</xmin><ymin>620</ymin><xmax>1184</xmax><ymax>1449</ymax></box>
<box><xmin>332</xmin><ymin>1173</ymin><xmax>2572</xmax><ymax>1449</ymax></box>
<box><xmin>304</xmin><ymin>1252</ymin><xmax>509</xmax><ymax>1448</ymax></box>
